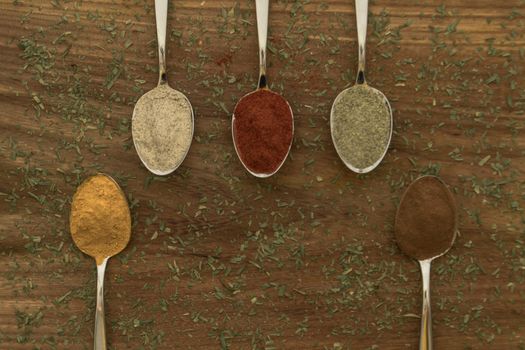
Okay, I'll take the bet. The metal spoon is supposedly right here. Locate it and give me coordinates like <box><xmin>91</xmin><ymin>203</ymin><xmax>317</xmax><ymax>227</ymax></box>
<box><xmin>231</xmin><ymin>0</ymin><xmax>294</xmax><ymax>178</ymax></box>
<box><xmin>132</xmin><ymin>0</ymin><xmax>194</xmax><ymax>176</ymax></box>
<box><xmin>330</xmin><ymin>0</ymin><xmax>392</xmax><ymax>173</ymax></box>
<box><xmin>70</xmin><ymin>174</ymin><xmax>131</xmax><ymax>350</ymax></box>
<box><xmin>395</xmin><ymin>175</ymin><xmax>458</xmax><ymax>350</ymax></box>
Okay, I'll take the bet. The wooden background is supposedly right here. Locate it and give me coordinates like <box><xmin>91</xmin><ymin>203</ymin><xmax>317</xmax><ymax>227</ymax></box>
<box><xmin>1</xmin><ymin>0</ymin><xmax>524</xmax><ymax>349</ymax></box>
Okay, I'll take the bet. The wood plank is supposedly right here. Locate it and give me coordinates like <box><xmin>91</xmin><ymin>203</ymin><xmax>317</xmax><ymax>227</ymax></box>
<box><xmin>0</xmin><ymin>0</ymin><xmax>523</xmax><ymax>349</ymax></box>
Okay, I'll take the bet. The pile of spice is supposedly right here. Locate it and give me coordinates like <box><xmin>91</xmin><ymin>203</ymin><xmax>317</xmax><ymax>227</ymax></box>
<box><xmin>233</xmin><ymin>89</ymin><xmax>293</xmax><ymax>175</ymax></box>
<box><xmin>395</xmin><ymin>176</ymin><xmax>457</xmax><ymax>260</ymax></box>
<box><xmin>331</xmin><ymin>85</ymin><xmax>391</xmax><ymax>170</ymax></box>
<box><xmin>132</xmin><ymin>84</ymin><xmax>193</xmax><ymax>174</ymax></box>
<box><xmin>70</xmin><ymin>174</ymin><xmax>131</xmax><ymax>265</ymax></box>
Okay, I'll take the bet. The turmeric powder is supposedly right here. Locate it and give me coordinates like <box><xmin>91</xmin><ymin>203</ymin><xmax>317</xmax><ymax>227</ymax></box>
<box><xmin>69</xmin><ymin>174</ymin><xmax>131</xmax><ymax>265</ymax></box>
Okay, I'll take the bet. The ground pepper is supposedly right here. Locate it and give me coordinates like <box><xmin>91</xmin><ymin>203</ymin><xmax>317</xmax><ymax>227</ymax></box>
<box><xmin>395</xmin><ymin>176</ymin><xmax>457</xmax><ymax>260</ymax></box>
<box><xmin>70</xmin><ymin>174</ymin><xmax>131</xmax><ymax>265</ymax></box>
<box><xmin>132</xmin><ymin>84</ymin><xmax>193</xmax><ymax>175</ymax></box>
<box><xmin>233</xmin><ymin>89</ymin><xmax>293</xmax><ymax>175</ymax></box>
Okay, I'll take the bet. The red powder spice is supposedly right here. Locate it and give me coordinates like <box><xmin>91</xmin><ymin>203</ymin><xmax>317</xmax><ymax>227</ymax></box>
<box><xmin>233</xmin><ymin>89</ymin><xmax>293</xmax><ymax>175</ymax></box>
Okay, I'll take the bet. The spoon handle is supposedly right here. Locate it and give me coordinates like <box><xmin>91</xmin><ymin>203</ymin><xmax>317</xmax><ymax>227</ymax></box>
<box><xmin>94</xmin><ymin>258</ymin><xmax>108</xmax><ymax>350</ymax></box>
<box><xmin>155</xmin><ymin>0</ymin><xmax>168</xmax><ymax>85</ymax></box>
<box><xmin>255</xmin><ymin>0</ymin><xmax>269</xmax><ymax>88</ymax></box>
<box><xmin>354</xmin><ymin>0</ymin><xmax>368</xmax><ymax>84</ymax></box>
<box><xmin>419</xmin><ymin>259</ymin><xmax>433</xmax><ymax>350</ymax></box>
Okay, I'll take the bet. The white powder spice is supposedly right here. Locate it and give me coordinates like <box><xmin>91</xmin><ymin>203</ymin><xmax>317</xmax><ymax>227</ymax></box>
<box><xmin>132</xmin><ymin>84</ymin><xmax>193</xmax><ymax>175</ymax></box>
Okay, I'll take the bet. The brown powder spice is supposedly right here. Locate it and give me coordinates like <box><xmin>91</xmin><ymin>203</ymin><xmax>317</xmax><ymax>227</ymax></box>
<box><xmin>70</xmin><ymin>174</ymin><xmax>131</xmax><ymax>265</ymax></box>
<box><xmin>395</xmin><ymin>176</ymin><xmax>457</xmax><ymax>261</ymax></box>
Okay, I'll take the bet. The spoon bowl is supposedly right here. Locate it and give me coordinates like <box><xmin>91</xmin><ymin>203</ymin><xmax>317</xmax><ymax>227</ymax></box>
<box><xmin>70</xmin><ymin>174</ymin><xmax>131</xmax><ymax>263</ymax></box>
<box><xmin>395</xmin><ymin>175</ymin><xmax>457</xmax><ymax>261</ymax></box>
<box><xmin>232</xmin><ymin>88</ymin><xmax>294</xmax><ymax>178</ymax></box>
<box><xmin>132</xmin><ymin>84</ymin><xmax>194</xmax><ymax>176</ymax></box>
<box><xmin>330</xmin><ymin>83</ymin><xmax>392</xmax><ymax>173</ymax></box>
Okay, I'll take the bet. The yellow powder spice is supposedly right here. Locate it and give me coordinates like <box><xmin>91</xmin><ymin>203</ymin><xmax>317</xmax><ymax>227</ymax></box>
<box><xmin>70</xmin><ymin>174</ymin><xmax>131</xmax><ymax>265</ymax></box>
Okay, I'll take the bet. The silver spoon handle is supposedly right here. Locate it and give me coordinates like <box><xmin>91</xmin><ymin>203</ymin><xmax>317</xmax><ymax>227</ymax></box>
<box><xmin>255</xmin><ymin>0</ymin><xmax>269</xmax><ymax>88</ymax></box>
<box><xmin>155</xmin><ymin>0</ymin><xmax>168</xmax><ymax>85</ymax></box>
<box><xmin>355</xmin><ymin>0</ymin><xmax>368</xmax><ymax>84</ymax></box>
<box><xmin>419</xmin><ymin>259</ymin><xmax>433</xmax><ymax>350</ymax></box>
<box><xmin>94</xmin><ymin>258</ymin><xmax>108</xmax><ymax>350</ymax></box>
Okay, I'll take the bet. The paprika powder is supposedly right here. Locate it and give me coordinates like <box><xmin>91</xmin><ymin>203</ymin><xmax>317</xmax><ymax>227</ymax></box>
<box><xmin>232</xmin><ymin>89</ymin><xmax>293</xmax><ymax>175</ymax></box>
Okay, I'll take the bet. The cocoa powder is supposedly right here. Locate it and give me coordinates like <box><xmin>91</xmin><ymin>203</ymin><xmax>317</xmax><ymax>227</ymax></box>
<box><xmin>395</xmin><ymin>176</ymin><xmax>457</xmax><ymax>260</ymax></box>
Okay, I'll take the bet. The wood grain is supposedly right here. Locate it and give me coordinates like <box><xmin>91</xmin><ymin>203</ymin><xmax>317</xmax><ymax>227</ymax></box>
<box><xmin>0</xmin><ymin>0</ymin><xmax>524</xmax><ymax>349</ymax></box>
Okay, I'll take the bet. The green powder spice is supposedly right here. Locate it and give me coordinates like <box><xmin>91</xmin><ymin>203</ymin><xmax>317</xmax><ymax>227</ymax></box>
<box><xmin>331</xmin><ymin>85</ymin><xmax>391</xmax><ymax>170</ymax></box>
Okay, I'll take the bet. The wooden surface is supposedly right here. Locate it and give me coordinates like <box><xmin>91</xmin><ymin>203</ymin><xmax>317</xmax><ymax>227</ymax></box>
<box><xmin>1</xmin><ymin>0</ymin><xmax>524</xmax><ymax>349</ymax></box>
